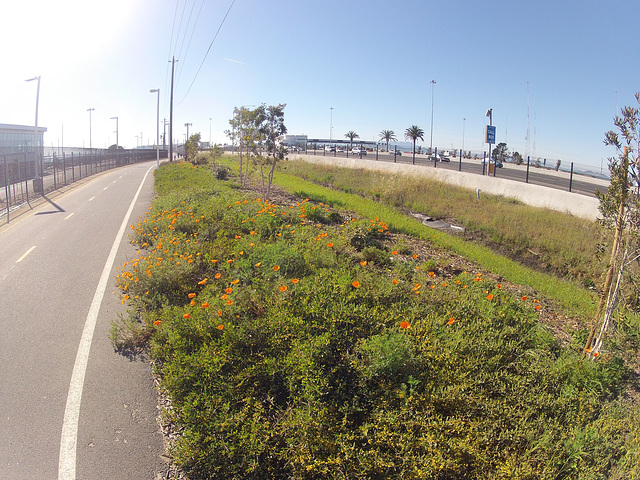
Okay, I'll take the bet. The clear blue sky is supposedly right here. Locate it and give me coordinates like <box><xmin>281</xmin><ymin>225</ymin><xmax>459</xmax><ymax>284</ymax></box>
<box><xmin>1</xmin><ymin>0</ymin><xmax>638</xmax><ymax>169</ymax></box>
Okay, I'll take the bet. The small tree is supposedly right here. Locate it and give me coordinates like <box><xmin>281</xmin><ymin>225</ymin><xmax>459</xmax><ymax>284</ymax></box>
<box><xmin>226</xmin><ymin>106</ymin><xmax>260</xmax><ymax>186</ymax></box>
<box><xmin>345</xmin><ymin>131</ymin><xmax>359</xmax><ymax>151</ymax></box>
<box><xmin>491</xmin><ymin>142</ymin><xmax>509</xmax><ymax>164</ymax></box>
<box><xmin>584</xmin><ymin>93</ymin><xmax>640</xmax><ymax>359</ymax></box>
<box><xmin>404</xmin><ymin>125</ymin><xmax>424</xmax><ymax>165</ymax></box>
<box><xmin>379</xmin><ymin>130</ymin><xmax>397</xmax><ymax>152</ymax></box>
<box><xmin>211</xmin><ymin>143</ymin><xmax>224</xmax><ymax>165</ymax></box>
<box><xmin>185</xmin><ymin>133</ymin><xmax>201</xmax><ymax>163</ymax></box>
<box><xmin>256</xmin><ymin>104</ymin><xmax>287</xmax><ymax>198</ymax></box>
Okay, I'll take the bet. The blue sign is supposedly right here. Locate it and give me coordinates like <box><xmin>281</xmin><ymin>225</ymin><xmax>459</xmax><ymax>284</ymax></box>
<box><xmin>485</xmin><ymin>125</ymin><xmax>496</xmax><ymax>144</ymax></box>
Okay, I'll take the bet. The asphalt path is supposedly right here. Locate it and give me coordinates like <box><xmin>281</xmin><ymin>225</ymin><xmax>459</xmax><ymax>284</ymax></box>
<box><xmin>0</xmin><ymin>160</ymin><xmax>167</xmax><ymax>479</ymax></box>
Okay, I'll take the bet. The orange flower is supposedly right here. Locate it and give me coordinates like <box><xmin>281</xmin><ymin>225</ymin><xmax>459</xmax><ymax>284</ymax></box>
<box><xmin>201</xmin><ymin>302</ymin><xmax>210</xmax><ymax>309</ymax></box>
<box><xmin>255</xmin><ymin>262</ymin><xmax>262</xmax><ymax>267</ymax></box>
<box><xmin>496</xmin><ymin>284</ymin><xmax>502</xmax><ymax>289</ymax></box>
<box><xmin>392</xmin><ymin>278</ymin><xmax>399</xmax><ymax>285</ymax></box>
<box><xmin>190</xmin><ymin>300</ymin><xmax>196</xmax><ymax>306</ymax></box>
<box><xmin>447</xmin><ymin>318</ymin><xmax>455</xmax><ymax>325</ymax></box>
<box><xmin>486</xmin><ymin>294</ymin><xmax>494</xmax><ymax>300</ymax></box>
<box><xmin>226</xmin><ymin>299</ymin><xmax>233</xmax><ymax>305</ymax></box>
<box><xmin>412</xmin><ymin>254</ymin><xmax>418</xmax><ymax>259</ymax></box>
<box><xmin>217</xmin><ymin>310</ymin><xmax>223</xmax><ymax>317</ymax></box>
<box><xmin>279</xmin><ymin>285</ymin><xmax>288</xmax><ymax>292</ymax></box>
<box><xmin>153</xmin><ymin>320</ymin><xmax>161</xmax><ymax>326</ymax></box>
<box><xmin>360</xmin><ymin>261</ymin><xmax>367</xmax><ymax>266</ymax></box>
<box><xmin>217</xmin><ymin>324</ymin><xmax>224</xmax><ymax>330</ymax></box>
<box><xmin>291</xmin><ymin>278</ymin><xmax>299</xmax><ymax>284</ymax></box>
<box><xmin>225</xmin><ymin>287</ymin><xmax>233</xmax><ymax>294</ymax></box>
<box><xmin>327</xmin><ymin>243</ymin><xmax>334</xmax><ymax>248</ymax></box>
<box><xmin>227</xmin><ymin>259</ymin><xmax>234</xmax><ymax>264</ymax></box>
<box><xmin>198</xmin><ymin>278</ymin><xmax>208</xmax><ymax>285</ymax></box>
<box><xmin>535</xmin><ymin>304</ymin><xmax>542</xmax><ymax>311</ymax></box>
<box><xmin>392</xmin><ymin>250</ymin><xmax>398</xmax><ymax>255</ymax></box>
<box><xmin>428</xmin><ymin>271</ymin><xmax>436</xmax><ymax>277</ymax></box>
<box><xmin>352</xmin><ymin>280</ymin><xmax>360</xmax><ymax>288</ymax></box>
<box><xmin>522</xmin><ymin>296</ymin><xmax>527</xmax><ymax>301</ymax></box>
<box><xmin>442</xmin><ymin>282</ymin><xmax>448</xmax><ymax>287</ymax></box>
<box><xmin>593</xmin><ymin>351</ymin><xmax>600</xmax><ymax>358</ymax></box>
<box><xmin>272</xmin><ymin>265</ymin><xmax>280</xmax><ymax>271</ymax></box>
<box><xmin>221</xmin><ymin>294</ymin><xmax>228</xmax><ymax>300</ymax></box>
<box><xmin>188</xmin><ymin>293</ymin><xmax>196</xmax><ymax>298</ymax></box>
<box><xmin>183</xmin><ymin>313</ymin><xmax>191</xmax><ymax>319</ymax></box>
<box><xmin>231</xmin><ymin>279</ymin><xmax>240</xmax><ymax>285</ymax></box>
<box><xmin>400</xmin><ymin>321</ymin><xmax>410</xmax><ymax>330</ymax></box>
<box><xmin>215</xmin><ymin>273</ymin><xmax>222</xmax><ymax>279</ymax></box>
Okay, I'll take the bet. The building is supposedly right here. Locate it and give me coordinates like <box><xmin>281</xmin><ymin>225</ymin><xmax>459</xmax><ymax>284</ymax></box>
<box><xmin>282</xmin><ymin>135</ymin><xmax>308</xmax><ymax>148</ymax></box>
<box><xmin>0</xmin><ymin>123</ymin><xmax>47</xmax><ymax>155</ymax></box>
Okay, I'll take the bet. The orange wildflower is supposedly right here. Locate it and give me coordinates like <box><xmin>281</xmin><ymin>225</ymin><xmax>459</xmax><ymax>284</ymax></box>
<box><xmin>522</xmin><ymin>296</ymin><xmax>527</xmax><ymax>301</ymax></box>
<box><xmin>183</xmin><ymin>313</ymin><xmax>191</xmax><ymax>319</ymax></box>
<box><xmin>392</xmin><ymin>278</ymin><xmax>399</xmax><ymax>285</ymax></box>
<box><xmin>231</xmin><ymin>279</ymin><xmax>240</xmax><ymax>285</ymax></box>
<box><xmin>400</xmin><ymin>321</ymin><xmax>411</xmax><ymax>329</ymax></box>
<box><xmin>217</xmin><ymin>310</ymin><xmax>223</xmax><ymax>317</ymax></box>
<box><xmin>226</xmin><ymin>299</ymin><xmax>233</xmax><ymax>305</ymax></box>
<box><xmin>447</xmin><ymin>318</ymin><xmax>455</xmax><ymax>325</ymax></box>
<box><xmin>279</xmin><ymin>285</ymin><xmax>288</xmax><ymax>292</ymax></box>
<box><xmin>190</xmin><ymin>300</ymin><xmax>196</xmax><ymax>306</ymax></box>
<box><xmin>217</xmin><ymin>324</ymin><xmax>224</xmax><ymax>330</ymax></box>
<box><xmin>291</xmin><ymin>278</ymin><xmax>299</xmax><ymax>284</ymax></box>
<box><xmin>188</xmin><ymin>293</ymin><xmax>196</xmax><ymax>298</ymax></box>
<box><xmin>153</xmin><ymin>320</ymin><xmax>161</xmax><ymax>326</ymax></box>
<box><xmin>215</xmin><ymin>273</ymin><xmax>222</xmax><ymax>279</ymax></box>
<box><xmin>255</xmin><ymin>262</ymin><xmax>262</xmax><ymax>267</ymax></box>
<box><xmin>392</xmin><ymin>250</ymin><xmax>398</xmax><ymax>255</ymax></box>
<box><xmin>198</xmin><ymin>278</ymin><xmax>208</xmax><ymax>285</ymax></box>
<box><xmin>327</xmin><ymin>242</ymin><xmax>334</xmax><ymax>248</ymax></box>
<box><xmin>487</xmin><ymin>294</ymin><xmax>494</xmax><ymax>300</ymax></box>
<box><xmin>201</xmin><ymin>302</ymin><xmax>209</xmax><ymax>309</ymax></box>
<box><xmin>272</xmin><ymin>265</ymin><xmax>280</xmax><ymax>271</ymax></box>
<box><xmin>352</xmin><ymin>280</ymin><xmax>360</xmax><ymax>288</ymax></box>
<box><xmin>360</xmin><ymin>261</ymin><xmax>367</xmax><ymax>266</ymax></box>
<box><xmin>535</xmin><ymin>305</ymin><xmax>542</xmax><ymax>311</ymax></box>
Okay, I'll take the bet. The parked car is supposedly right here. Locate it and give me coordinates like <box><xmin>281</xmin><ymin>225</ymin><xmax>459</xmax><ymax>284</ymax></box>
<box><xmin>352</xmin><ymin>147</ymin><xmax>367</xmax><ymax>155</ymax></box>
<box><xmin>324</xmin><ymin>145</ymin><xmax>335</xmax><ymax>152</ymax></box>
<box><xmin>389</xmin><ymin>150</ymin><xmax>402</xmax><ymax>156</ymax></box>
<box><xmin>440</xmin><ymin>155</ymin><xmax>451</xmax><ymax>162</ymax></box>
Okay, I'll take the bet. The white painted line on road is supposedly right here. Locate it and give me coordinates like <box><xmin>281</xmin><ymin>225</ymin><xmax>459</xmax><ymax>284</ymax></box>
<box><xmin>64</xmin><ymin>213</ymin><xmax>75</xmax><ymax>221</ymax></box>
<box><xmin>16</xmin><ymin>246</ymin><xmax>36</xmax><ymax>263</ymax></box>
<box><xmin>88</xmin><ymin>196</ymin><xmax>95</xmax><ymax>202</ymax></box>
<box><xmin>58</xmin><ymin>164</ymin><xmax>155</xmax><ymax>480</ymax></box>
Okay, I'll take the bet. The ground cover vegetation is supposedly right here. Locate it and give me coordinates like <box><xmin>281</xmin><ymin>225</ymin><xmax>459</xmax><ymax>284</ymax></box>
<box><xmin>276</xmin><ymin>160</ymin><xmax>608</xmax><ymax>290</ymax></box>
<box><xmin>113</xmin><ymin>159</ymin><xmax>640</xmax><ymax>479</ymax></box>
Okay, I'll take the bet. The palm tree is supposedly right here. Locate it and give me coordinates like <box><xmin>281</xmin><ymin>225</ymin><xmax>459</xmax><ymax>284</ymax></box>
<box><xmin>345</xmin><ymin>131</ymin><xmax>359</xmax><ymax>150</ymax></box>
<box><xmin>379</xmin><ymin>130</ymin><xmax>397</xmax><ymax>153</ymax></box>
<box><xmin>404</xmin><ymin>125</ymin><xmax>424</xmax><ymax>164</ymax></box>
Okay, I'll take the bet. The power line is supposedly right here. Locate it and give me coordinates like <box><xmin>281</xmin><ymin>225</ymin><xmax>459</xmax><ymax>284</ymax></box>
<box><xmin>178</xmin><ymin>0</ymin><xmax>237</xmax><ymax>104</ymax></box>
<box><xmin>176</xmin><ymin>0</ymin><xmax>206</xmax><ymax>86</ymax></box>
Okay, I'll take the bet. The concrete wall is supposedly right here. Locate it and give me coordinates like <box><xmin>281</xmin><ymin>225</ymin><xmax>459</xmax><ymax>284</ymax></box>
<box><xmin>288</xmin><ymin>153</ymin><xmax>603</xmax><ymax>221</ymax></box>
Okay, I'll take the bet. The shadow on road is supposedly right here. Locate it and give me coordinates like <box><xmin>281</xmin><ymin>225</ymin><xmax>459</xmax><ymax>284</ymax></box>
<box><xmin>35</xmin><ymin>195</ymin><xmax>66</xmax><ymax>215</ymax></box>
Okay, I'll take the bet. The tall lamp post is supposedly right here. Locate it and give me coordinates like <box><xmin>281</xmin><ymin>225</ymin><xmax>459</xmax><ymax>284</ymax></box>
<box><xmin>185</xmin><ymin>123</ymin><xmax>192</xmax><ymax>161</ymax></box>
<box><xmin>429</xmin><ymin>79</ymin><xmax>436</xmax><ymax>154</ymax></box>
<box><xmin>330</xmin><ymin>107</ymin><xmax>333</xmax><ymax>141</ymax></box>
<box><xmin>111</xmin><ymin>116</ymin><xmax>119</xmax><ymax>164</ymax></box>
<box><xmin>25</xmin><ymin>75</ymin><xmax>42</xmax><ymax>192</ymax></box>
<box><xmin>150</xmin><ymin>88</ymin><xmax>160</xmax><ymax>167</ymax></box>
<box><xmin>87</xmin><ymin>108</ymin><xmax>95</xmax><ymax>151</ymax></box>
<box><xmin>462</xmin><ymin>117</ymin><xmax>466</xmax><ymax>154</ymax></box>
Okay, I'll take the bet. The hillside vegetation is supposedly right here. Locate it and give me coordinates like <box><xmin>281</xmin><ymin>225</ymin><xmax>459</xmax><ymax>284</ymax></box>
<box><xmin>113</xmin><ymin>159</ymin><xmax>640</xmax><ymax>479</ymax></box>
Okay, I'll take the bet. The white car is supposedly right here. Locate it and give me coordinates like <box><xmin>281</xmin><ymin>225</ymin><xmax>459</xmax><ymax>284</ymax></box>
<box><xmin>352</xmin><ymin>147</ymin><xmax>367</xmax><ymax>155</ymax></box>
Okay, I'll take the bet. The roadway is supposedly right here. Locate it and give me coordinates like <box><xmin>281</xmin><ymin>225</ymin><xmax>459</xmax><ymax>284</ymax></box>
<box><xmin>0</xmin><ymin>160</ymin><xmax>168</xmax><ymax>479</ymax></box>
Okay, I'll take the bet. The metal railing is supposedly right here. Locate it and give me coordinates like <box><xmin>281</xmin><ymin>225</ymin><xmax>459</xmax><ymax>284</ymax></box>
<box><xmin>1</xmin><ymin>148</ymin><xmax>166</xmax><ymax>222</ymax></box>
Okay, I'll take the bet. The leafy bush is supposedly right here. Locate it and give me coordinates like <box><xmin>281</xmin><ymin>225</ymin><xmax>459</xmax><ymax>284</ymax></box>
<box><xmin>115</xmin><ymin>161</ymin><xmax>640</xmax><ymax>479</ymax></box>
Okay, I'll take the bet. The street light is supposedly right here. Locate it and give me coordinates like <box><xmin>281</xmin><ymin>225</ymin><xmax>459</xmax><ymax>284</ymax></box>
<box><xmin>87</xmin><ymin>108</ymin><xmax>95</xmax><ymax>151</ymax></box>
<box><xmin>429</xmin><ymin>79</ymin><xmax>436</xmax><ymax>154</ymax></box>
<box><xmin>111</xmin><ymin>116</ymin><xmax>119</xmax><ymax>164</ymax></box>
<box><xmin>462</xmin><ymin>117</ymin><xmax>466</xmax><ymax>154</ymax></box>
<box><xmin>185</xmin><ymin>123</ymin><xmax>192</xmax><ymax>161</ymax></box>
<box><xmin>25</xmin><ymin>75</ymin><xmax>42</xmax><ymax>192</ymax></box>
<box><xmin>150</xmin><ymin>89</ymin><xmax>160</xmax><ymax>167</ymax></box>
<box><xmin>330</xmin><ymin>107</ymin><xmax>333</xmax><ymax>141</ymax></box>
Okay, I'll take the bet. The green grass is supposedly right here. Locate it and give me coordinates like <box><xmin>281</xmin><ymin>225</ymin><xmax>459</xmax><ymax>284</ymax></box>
<box><xmin>113</xmin><ymin>160</ymin><xmax>640</xmax><ymax>479</ymax></box>
<box><xmin>272</xmin><ymin>170</ymin><xmax>596</xmax><ymax>319</ymax></box>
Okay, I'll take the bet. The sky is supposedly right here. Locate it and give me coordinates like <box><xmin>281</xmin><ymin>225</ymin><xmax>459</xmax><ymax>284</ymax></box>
<box><xmin>1</xmin><ymin>0</ymin><xmax>638</xmax><ymax>169</ymax></box>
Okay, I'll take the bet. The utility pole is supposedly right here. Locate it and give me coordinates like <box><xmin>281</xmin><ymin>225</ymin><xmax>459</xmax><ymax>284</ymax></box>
<box><xmin>169</xmin><ymin>56</ymin><xmax>176</xmax><ymax>161</ymax></box>
<box><xmin>184</xmin><ymin>122</ymin><xmax>192</xmax><ymax>161</ymax></box>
